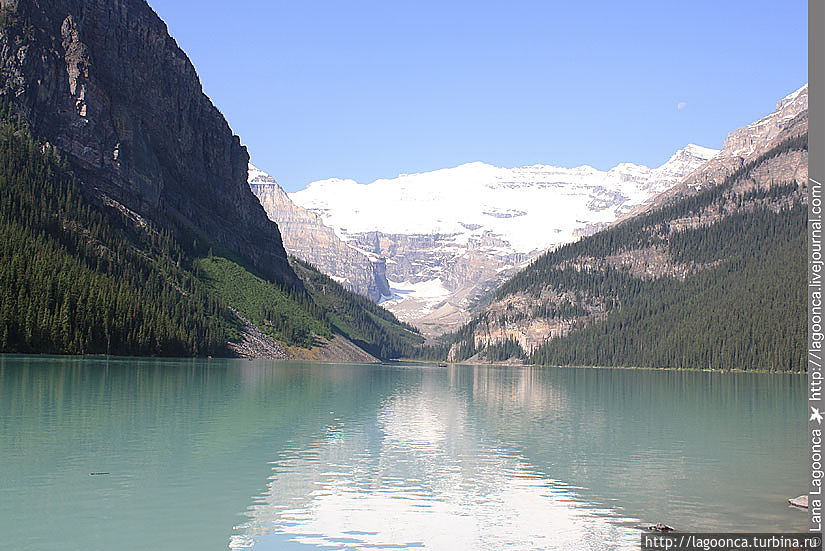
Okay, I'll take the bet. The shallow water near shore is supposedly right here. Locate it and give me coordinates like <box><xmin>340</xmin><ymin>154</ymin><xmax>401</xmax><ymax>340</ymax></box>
<box><xmin>0</xmin><ymin>356</ymin><xmax>807</xmax><ymax>550</ymax></box>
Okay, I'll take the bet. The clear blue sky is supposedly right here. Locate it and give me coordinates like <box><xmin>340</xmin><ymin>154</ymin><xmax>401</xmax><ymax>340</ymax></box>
<box><xmin>149</xmin><ymin>0</ymin><xmax>807</xmax><ymax>192</ymax></box>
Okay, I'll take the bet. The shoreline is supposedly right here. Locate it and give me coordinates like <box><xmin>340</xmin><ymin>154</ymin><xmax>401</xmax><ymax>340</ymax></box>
<box><xmin>0</xmin><ymin>352</ymin><xmax>808</xmax><ymax>375</ymax></box>
<box><xmin>385</xmin><ymin>357</ymin><xmax>806</xmax><ymax>374</ymax></box>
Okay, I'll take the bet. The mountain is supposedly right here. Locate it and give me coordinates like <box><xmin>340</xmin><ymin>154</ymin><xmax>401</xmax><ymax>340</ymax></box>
<box><xmin>290</xmin><ymin>145</ymin><xmax>717</xmax><ymax>335</ymax></box>
<box><xmin>447</xmin><ymin>87</ymin><xmax>808</xmax><ymax>371</ymax></box>
<box><xmin>249</xmin><ymin>164</ymin><xmax>391</xmax><ymax>301</ymax></box>
<box><xmin>0</xmin><ymin>0</ymin><xmax>295</xmax><ymax>285</ymax></box>
<box><xmin>0</xmin><ymin>0</ymin><xmax>421</xmax><ymax>360</ymax></box>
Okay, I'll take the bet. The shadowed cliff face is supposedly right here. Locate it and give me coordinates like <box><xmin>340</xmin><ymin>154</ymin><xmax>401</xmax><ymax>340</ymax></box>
<box><xmin>0</xmin><ymin>0</ymin><xmax>295</xmax><ymax>284</ymax></box>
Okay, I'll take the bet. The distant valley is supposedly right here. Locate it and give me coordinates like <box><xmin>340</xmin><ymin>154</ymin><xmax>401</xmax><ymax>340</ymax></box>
<box><xmin>255</xmin><ymin>143</ymin><xmax>719</xmax><ymax>336</ymax></box>
<box><xmin>252</xmin><ymin>84</ymin><xmax>807</xmax><ymax>345</ymax></box>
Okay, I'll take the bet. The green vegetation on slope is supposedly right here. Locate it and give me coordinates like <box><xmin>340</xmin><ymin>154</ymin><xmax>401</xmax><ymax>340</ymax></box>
<box><xmin>0</xmin><ymin>104</ymin><xmax>424</xmax><ymax>359</ymax></box>
<box><xmin>196</xmin><ymin>255</ymin><xmax>331</xmax><ymax>348</ymax></box>
<box><xmin>529</xmin><ymin>203</ymin><xmax>806</xmax><ymax>371</ymax></box>
<box><xmin>0</xmin><ymin>106</ymin><xmax>235</xmax><ymax>356</ymax></box>
<box><xmin>290</xmin><ymin>258</ymin><xmax>427</xmax><ymax>358</ymax></box>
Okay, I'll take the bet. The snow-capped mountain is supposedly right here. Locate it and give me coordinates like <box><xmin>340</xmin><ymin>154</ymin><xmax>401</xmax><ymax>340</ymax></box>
<box><xmin>288</xmin><ymin>145</ymin><xmax>717</xmax><ymax>335</ymax></box>
<box><xmin>291</xmin><ymin>145</ymin><xmax>717</xmax><ymax>255</ymax></box>
<box><xmin>453</xmin><ymin>86</ymin><xmax>809</xmax><ymax>361</ymax></box>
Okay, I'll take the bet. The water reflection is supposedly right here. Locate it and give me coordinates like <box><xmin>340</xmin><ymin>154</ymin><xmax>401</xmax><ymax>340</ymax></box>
<box><xmin>0</xmin><ymin>358</ymin><xmax>807</xmax><ymax>551</ymax></box>
<box><xmin>461</xmin><ymin>367</ymin><xmax>807</xmax><ymax>532</ymax></box>
<box><xmin>232</xmin><ymin>368</ymin><xmax>638</xmax><ymax>551</ymax></box>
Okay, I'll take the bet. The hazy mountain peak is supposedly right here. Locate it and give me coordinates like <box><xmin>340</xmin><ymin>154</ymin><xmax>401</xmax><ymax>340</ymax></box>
<box><xmin>682</xmin><ymin>144</ymin><xmax>720</xmax><ymax>158</ymax></box>
<box><xmin>287</xmin><ymin>143</ymin><xmax>714</xmax><ymax>334</ymax></box>
<box><xmin>291</xmin><ymin>143</ymin><xmax>714</xmax><ymax>256</ymax></box>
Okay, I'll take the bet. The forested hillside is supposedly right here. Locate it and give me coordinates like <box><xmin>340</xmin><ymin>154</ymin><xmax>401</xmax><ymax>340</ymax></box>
<box><xmin>449</xmin><ymin>134</ymin><xmax>808</xmax><ymax>371</ymax></box>
<box><xmin>0</xmin><ymin>109</ymin><xmax>424</xmax><ymax>360</ymax></box>
<box><xmin>291</xmin><ymin>258</ymin><xmax>426</xmax><ymax>359</ymax></box>
<box><xmin>0</xmin><ymin>109</ymin><xmax>234</xmax><ymax>356</ymax></box>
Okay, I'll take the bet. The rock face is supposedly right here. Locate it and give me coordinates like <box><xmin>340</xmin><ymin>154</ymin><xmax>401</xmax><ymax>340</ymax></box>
<box><xmin>722</xmin><ymin>84</ymin><xmax>808</xmax><ymax>159</ymax></box>
<box><xmin>651</xmin><ymin>84</ymin><xmax>808</xmax><ymax>205</ymax></box>
<box><xmin>227</xmin><ymin>308</ymin><xmax>290</xmax><ymax>360</ymax></box>
<box><xmin>0</xmin><ymin>0</ymin><xmax>294</xmax><ymax>284</ymax></box>
<box><xmin>343</xmin><ymin>230</ymin><xmax>527</xmax><ymax>336</ymax></box>
<box><xmin>290</xmin><ymin>145</ymin><xmax>717</xmax><ymax>335</ymax></box>
<box><xmin>249</xmin><ymin>164</ymin><xmax>390</xmax><ymax>301</ymax></box>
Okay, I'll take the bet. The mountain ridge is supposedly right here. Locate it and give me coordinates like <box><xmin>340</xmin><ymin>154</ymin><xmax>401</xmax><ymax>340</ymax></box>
<box><xmin>291</xmin><ymin>144</ymin><xmax>719</xmax><ymax>253</ymax></box>
<box><xmin>630</xmin><ymin>84</ymin><xmax>808</xmax><ymax>218</ymax></box>
<box><xmin>0</xmin><ymin>0</ymin><xmax>423</xmax><ymax>361</ymax></box>
<box><xmin>443</xmin><ymin>86</ymin><xmax>809</xmax><ymax>370</ymax></box>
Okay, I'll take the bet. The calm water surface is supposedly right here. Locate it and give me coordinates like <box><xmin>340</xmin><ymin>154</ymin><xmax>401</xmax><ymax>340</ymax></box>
<box><xmin>0</xmin><ymin>356</ymin><xmax>807</xmax><ymax>550</ymax></box>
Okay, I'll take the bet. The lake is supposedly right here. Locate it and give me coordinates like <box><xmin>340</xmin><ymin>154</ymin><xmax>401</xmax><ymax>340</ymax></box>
<box><xmin>0</xmin><ymin>356</ymin><xmax>807</xmax><ymax>550</ymax></box>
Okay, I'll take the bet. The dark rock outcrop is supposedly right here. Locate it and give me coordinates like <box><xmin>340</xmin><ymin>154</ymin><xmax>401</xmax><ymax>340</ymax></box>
<box><xmin>0</xmin><ymin>0</ymin><xmax>295</xmax><ymax>284</ymax></box>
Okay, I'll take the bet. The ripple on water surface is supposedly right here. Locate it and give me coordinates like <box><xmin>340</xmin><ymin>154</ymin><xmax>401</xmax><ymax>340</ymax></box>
<box><xmin>230</xmin><ymin>388</ymin><xmax>640</xmax><ymax>551</ymax></box>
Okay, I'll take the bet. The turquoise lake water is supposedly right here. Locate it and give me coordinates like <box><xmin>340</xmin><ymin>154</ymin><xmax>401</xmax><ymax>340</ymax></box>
<box><xmin>0</xmin><ymin>356</ymin><xmax>808</xmax><ymax>550</ymax></box>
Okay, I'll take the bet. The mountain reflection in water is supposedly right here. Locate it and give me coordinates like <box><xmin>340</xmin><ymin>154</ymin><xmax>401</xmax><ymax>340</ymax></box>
<box><xmin>231</xmin><ymin>370</ymin><xmax>639</xmax><ymax>550</ymax></box>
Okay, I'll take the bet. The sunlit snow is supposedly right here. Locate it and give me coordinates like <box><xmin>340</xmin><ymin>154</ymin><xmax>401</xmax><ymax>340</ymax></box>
<box><xmin>290</xmin><ymin>145</ymin><xmax>718</xmax><ymax>255</ymax></box>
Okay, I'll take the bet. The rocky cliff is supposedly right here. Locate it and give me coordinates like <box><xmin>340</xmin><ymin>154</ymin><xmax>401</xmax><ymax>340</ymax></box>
<box><xmin>0</xmin><ymin>0</ymin><xmax>294</xmax><ymax>284</ymax></box>
<box><xmin>641</xmin><ymin>84</ymin><xmax>808</xmax><ymax>211</ymax></box>
<box><xmin>249</xmin><ymin>164</ymin><xmax>390</xmax><ymax>300</ymax></box>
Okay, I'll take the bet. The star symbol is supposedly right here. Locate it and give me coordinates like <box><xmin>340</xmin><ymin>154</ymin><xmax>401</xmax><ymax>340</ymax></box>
<box><xmin>811</xmin><ymin>407</ymin><xmax>823</xmax><ymax>424</ymax></box>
